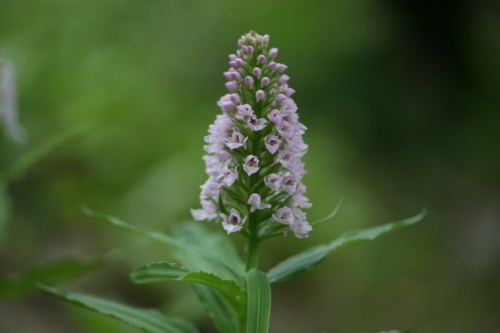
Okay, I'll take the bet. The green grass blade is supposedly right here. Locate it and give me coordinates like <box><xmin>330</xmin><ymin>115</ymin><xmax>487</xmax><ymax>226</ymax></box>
<box><xmin>246</xmin><ymin>269</ymin><xmax>271</xmax><ymax>333</ymax></box>
<box><xmin>267</xmin><ymin>210</ymin><xmax>426</xmax><ymax>283</ymax></box>
<box><xmin>39</xmin><ymin>285</ymin><xmax>200</xmax><ymax>333</ymax></box>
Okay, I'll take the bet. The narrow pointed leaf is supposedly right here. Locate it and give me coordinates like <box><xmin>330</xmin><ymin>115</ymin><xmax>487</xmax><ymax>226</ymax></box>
<box><xmin>39</xmin><ymin>285</ymin><xmax>200</xmax><ymax>333</ymax></box>
<box><xmin>246</xmin><ymin>269</ymin><xmax>271</xmax><ymax>333</ymax></box>
<box><xmin>192</xmin><ymin>283</ymin><xmax>239</xmax><ymax>333</ymax></box>
<box><xmin>131</xmin><ymin>262</ymin><xmax>246</xmax><ymax>311</ymax></box>
<box><xmin>0</xmin><ymin>257</ymin><xmax>101</xmax><ymax>299</ymax></box>
<box><xmin>267</xmin><ymin>210</ymin><xmax>426</xmax><ymax>283</ymax></box>
<box><xmin>82</xmin><ymin>206</ymin><xmax>244</xmax><ymax>286</ymax></box>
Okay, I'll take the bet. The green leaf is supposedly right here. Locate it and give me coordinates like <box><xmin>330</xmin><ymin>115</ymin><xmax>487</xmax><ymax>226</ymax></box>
<box><xmin>0</xmin><ymin>125</ymin><xmax>93</xmax><ymax>183</ymax></box>
<box><xmin>0</xmin><ymin>181</ymin><xmax>10</xmax><ymax>248</ymax></box>
<box><xmin>81</xmin><ymin>206</ymin><xmax>244</xmax><ymax>286</ymax></box>
<box><xmin>131</xmin><ymin>262</ymin><xmax>246</xmax><ymax>312</ymax></box>
<box><xmin>246</xmin><ymin>269</ymin><xmax>271</xmax><ymax>333</ymax></box>
<box><xmin>267</xmin><ymin>210</ymin><xmax>426</xmax><ymax>283</ymax></box>
<box><xmin>0</xmin><ymin>257</ymin><xmax>101</xmax><ymax>299</ymax></box>
<box><xmin>39</xmin><ymin>284</ymin><xmax>200</xmax><ymax>333</ymax></box>
<box><xmin>192</xmin><ymin>284</ymin><xmax>239</xmax><ymax>333</ymax></box>
<box><xmin>170</xmin><ymin>223</ymin><xmax>245</xmax><ymax>333</ymax></box>
<box><xmin>170</xmin><ymin>222</ymin><xmax>245</xmax><ymax>280</ymax></box>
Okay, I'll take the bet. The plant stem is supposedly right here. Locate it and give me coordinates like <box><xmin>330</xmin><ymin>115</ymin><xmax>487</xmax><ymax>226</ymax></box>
<box><xmin>245</xmin><ymin>235</ymin><xmax>260</xmax><ymax>271</ymax></box>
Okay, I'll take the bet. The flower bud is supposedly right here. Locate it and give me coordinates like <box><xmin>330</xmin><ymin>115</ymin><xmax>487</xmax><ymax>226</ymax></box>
<box><xmin>225</xmin><ymin>81</ymin><xmax>238</xmax><ymax>92</ymax></box>
<box><xmin>261</xmin><ymin>77</ymin><xmax>270</xmax><ymax>86</ymax></box>
<box><xmin>253</xmin><ymin>67</ymin><xmax>262</xmax><ymax>77</ymax></box>
<box><xmin>256</xmin><ymin>90</ymin><xmax>265</xmax><ymax>101</ymax></box>
<box><xmin>269</xmin><ymin>48</ymin><xmax>278</xmax><ymax>58</ymax></box>
<box><xmin>276</xmin><ymin>64</ymin><xmax>288</xmax><ymax>73</ymax></box>
<box><xmin>268</xmin><ymin>61</ymin><xmax>277</xmax><ymax>71</ymax></box>
<box><xmin>244</xmin><ymin>76</ymin><xmax>254</xmax><ymax>86</ymax></box>
<box><xmin>257</xmin><ymin>55</ymin><xmax>266</xmax><ymax>63</ymax></box>
<box><xmin>230</xmin><ymin>93</ymin><xmax>240</xmax><ymax>104</ymax></box>
<box><xmin>284</xmin><ymin>88</ymin><xmax>295</xmax><ymax>97</ymax></box>
<box><xmin>277</xmin><ymin>75</ymin><xmax>290</xmax><ymax>86</ymax></box>
<box><xmin>275</xmin><ymin>93</ymin><xmax>287</xmax><ymax>104</ymax></box>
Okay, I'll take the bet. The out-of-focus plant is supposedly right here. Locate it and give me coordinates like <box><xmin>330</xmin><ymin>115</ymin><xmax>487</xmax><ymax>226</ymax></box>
<box><xmin>0</xmin><ymin>53</ymin><xmax>99</xmax><ymax>301</ymax></box>
<box><xmin>40</xmin><ymin>32</ymin><xmax>425</xmax><ymax>333</ymax></box>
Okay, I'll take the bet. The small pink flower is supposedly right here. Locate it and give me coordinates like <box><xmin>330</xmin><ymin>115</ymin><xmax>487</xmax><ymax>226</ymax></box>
<box><xmin>247</xmin><ymin>193</ymin><xmax>271</xmax><ymax>212</ymax></box>
<box><xmin>277</xmin><ymin>120</ymin><xmax>294</xmax><ymax>139</ymax></box>
<box><xmin>243</xmin><ymin>155</ymin><xmax>260</xmax><ymax>176</ymax></box>
<box><xmin>191</xmin><ymin>200</ymin><xmax>218</xmax><ymax>221</ymax></box>
<box><xmin>269</xmin><ymin>48</ymin><xmax>278</xmax><ymax>58</ymax></box>
<box><xmin>223</xmin><ymin>131</ymin><xmax>248</xmax><ymax>149</ymax></box>
<box><xmin>282</xmin><ymin>175</ymin><xmax>299</xmax><ymax>195</ymax></box>
<box><xmin>253</xmin><ymin>67</ymin><xmax>262</xmax><ymax>77</ymax></box>
<box><xmin>284</xmin><ymin>88</ymin><xmax>295</xmax><ymax>97</ymax></box>
<box><xmin>237</xmin><ymin>104</ymin><xmax>253</xmax><ymax>116</ymax></box>
<box><xmin>265</xmin><ymin>135</ymin><xmax>281</xmax><ymax>154</ymax></box>
<box><xmin>220</xmin><ymin>209</ymin><xmax>247</xmax><ymax>234</ymax></box>
<box><xmin>273</xmin><ymin>207</ymin><xmax>294</xmax><ymax>225</ymax></box>
<box><xmin>268</xmin><ymin>109</ymin><xmax>282</xmax><ymax>125</ymax></box>
<box><xmin>247</xmin><ymin>115</ymin><xmax>267</xmax><ymax>131</ymax></box>
<box><xmin>200</xmin><ymin>178</ymin><xmax>220</xmax><ymax>197</ymax></box>
<box><xmin>217</xmin><ymin>167</ymin><xmax>238</xmax><ymax>188</ymax></box>
<box><xmin>290</xmin><ymin>219</ymin><xmax>312</xmax><ymax>238</ymax></box>
<box><xmin>261</xmin><ymin>77</ymin><xmax>270</xmax><ymax>86</ymax></box>
<box><xmin>257</xmin><ymin>55</ymin><xmax>266</xmax><ymax>63</ymax></box>
<box><xmin>268</xmin><ymin>61</ymin><xmax>277</xmax><ymax>70</ymax></box>
<box><xmin>264</xmin><ymin>173</ymin><xmax>282</xmax><ymax>191</ymax></box>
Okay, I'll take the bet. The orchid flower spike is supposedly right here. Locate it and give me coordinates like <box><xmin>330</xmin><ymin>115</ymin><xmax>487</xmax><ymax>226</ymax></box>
<box><xmin>192</xmin><ymin>31</ymin><xmax>312</xmax><ymax>239</ymax></box>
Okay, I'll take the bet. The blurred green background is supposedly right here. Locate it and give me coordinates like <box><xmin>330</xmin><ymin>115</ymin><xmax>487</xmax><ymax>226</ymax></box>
<box><xmin>0</xmin><ymin>0</ymin><xmax>499</xmax><ymax>332</ymax></box>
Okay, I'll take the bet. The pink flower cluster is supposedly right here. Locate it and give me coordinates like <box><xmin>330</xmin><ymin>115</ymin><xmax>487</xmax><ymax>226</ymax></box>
<box><xmin>191</xmin><ymin>31</ymin><xmax>312</xmax><ymax>238</ymax></box>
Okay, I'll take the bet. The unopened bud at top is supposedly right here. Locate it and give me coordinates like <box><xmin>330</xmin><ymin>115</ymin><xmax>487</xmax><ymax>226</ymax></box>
<box><xmin>257</xmin><ymin>55</ymin><xmax>266</xmax><ymax>63</ymax></box>
<box><xmin>269</xmin><ymin>48</ymin><xmax>278</xmax><ymax>58</ymax></box>
<box><xmin>253</xmin><ymin>67</ymin><xmax>262</xmax><ymax>77</ymax></box>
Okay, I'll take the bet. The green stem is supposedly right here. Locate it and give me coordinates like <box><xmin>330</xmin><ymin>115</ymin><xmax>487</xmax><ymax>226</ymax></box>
<box><xmin>245</xmin><ymin>236</ymin><xmax>260</xmax><ymax>271</ymax></box>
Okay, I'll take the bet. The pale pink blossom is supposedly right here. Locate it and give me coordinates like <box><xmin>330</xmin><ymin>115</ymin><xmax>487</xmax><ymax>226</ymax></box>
<box><xmin>237</xmin><ymin>104</ymin><xmax>253</xmax><ymax>116</ymax></box>
<box><xmin>191</xmin><ymin>200</ymin><xmax>218</xmax><ymax>221</ymax></box>
<box><xmin>220</xmin><ymin>209</ymin><xmax>247</xmax><ymax>234</ymax></box>
<box><xmin>200</xmin><ymin>178</ymin><xmax>220</xmax><ymax>197</ymax></box>
<box><xmin>257</xmin><ymin>55</ymin><xmax>266</xmax><ymax>63</ymax></box>
<box><xmin>264</xmin><ymin>173</ymin><xmax>282</xmax><ymax>191</ymax></box>
<box><xmin>290</xmin><ymin>219</ymin><xmax>312</xmax><ymax>238</ymax></box>
<box><xmin>268</xmin><ymin>61</ymin><xmax>277</xmax><ymax>70</ymax></box>
<box><xmin>282</xmin><ymin>175</ymin><xmax>299</xmax><ymax>195</ymax></box>
<box><xmin>247</xmin><ymin>115</ymin><xmax>267</xmax><ymax>131</ymax></box>
<box><xmin>243</xmin><ymin>155</ymin><xmax>259</xmax><ymax>176</ymax></box>
<box><xmin>247</xmin><ymin>193</ymin><xmax>271</xmax><ymax>212</ymax></box>
<box><xmin>261</xmin><ymin>77</ymin><xmax>270</xmax><ymax>86</ymax></box>
<box><xmin>268</xmin><ymin>109</ymin><xmax>283</xmax><ymax>125</ymax></box>
<box><xmin>277</xmin><ymin>120</ymin><xmax>294</xmax><ymax>139</ymax></box>
<box><xmin>269</xmin><ymin>48</ymin><xmax>278</xmax><ymax>58</ymax></box>
<box><xmin>256</xmin><ymin>90</ymin><xmax>265</xmax><ymax>101</ymax></box>
<box><xmin>273</xmin><ymin>207</ymin><xmax>294</xmax><ymax>225</ymax></box>
<box><xmin>265</xmin><ymin>135</ymin><xmax>281</xmax><ymax>154</ymax></box>
<box><xmin>223</xmin><ymin>131</ymin><xmax>248</xmax><ymax>149</ymax></box>
<box><xmin>217</xmin><ymin>167</ymin><xmax>238</xmax><ymax>188</ymax></box>
<box><xmin>253</xmin><ymin>67</ymin><xmax>262</xmax><ymax>77</ymax></box>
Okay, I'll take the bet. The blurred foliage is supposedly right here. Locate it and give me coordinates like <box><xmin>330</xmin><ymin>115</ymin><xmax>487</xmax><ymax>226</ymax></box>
<box><xmin>0</xmin><ymin>0</ymin><xmax>499</xmax><ymax>332</ymax></box>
